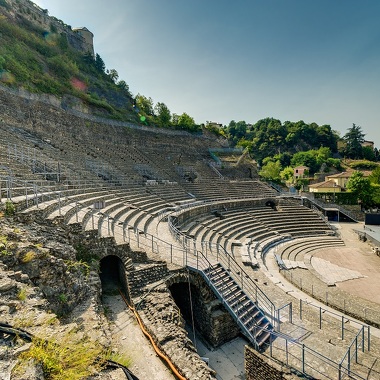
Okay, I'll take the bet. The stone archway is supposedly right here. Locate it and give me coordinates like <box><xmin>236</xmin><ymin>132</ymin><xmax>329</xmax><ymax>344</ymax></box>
<box><xmin>265</xmin><ymin>200</ymin><xmax>276</xmax><ymax>209</ymax></box>
<box><xmin>99</xmin><ymin>255</ymin><xmax>127</xmax><ymax>295</ymax></box>
<box><xmin>167</xmin><ymin>271</ymin><xmax>240</xmax><ymax>348</ymax></box>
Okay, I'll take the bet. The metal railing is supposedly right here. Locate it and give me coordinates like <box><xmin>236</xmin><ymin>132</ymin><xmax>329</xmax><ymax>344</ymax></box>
<box><xmin>167</xmin><ymin>215</ymin><xmax>278</xmax><ymax>322</ymax></box>
<box><xmin>282</xmin><ymin>270</ymin><xmax>379</xmax><ymax>326</ymax></box>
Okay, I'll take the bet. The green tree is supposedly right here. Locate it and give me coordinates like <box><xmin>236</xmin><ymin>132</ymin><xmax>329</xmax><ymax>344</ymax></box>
<box><xmin>346</xmin><ymin>171</ymin><xmax>373</xmax><ymax>206</ymax></box>
<box><xmin>315</xmin><ymin>124</ymin><xmax>339</xmax><ymax>151</ymax></box>
<box><xmin>280</xmin><ymin>166</ymin><xmax>294</xmax><ymax>184</ymax></box>
<box><xmin>369</xmin><ymin>166</ymin><xmax>380</xmax><ymax>185</ymax></box>
<box><xmin>250</xmin><ymin>118</ymin><xmax>286</xmax><ymax>161</ymax></box>
<box><xmin>171</xmin><ymin>113</ymin><xmax>179</xmax><ymax>126</ymax></box>
<box><xmin>108</xmin><ymin>68</ymin><xmax>119</xmax><ymax>83</ymax></box>
<box><xmin>342</xmin><ymin>123</ymin><xmax>365</xmax><ymax>159</ymax></box>
<box><xmin>94</xmin><ymin>53</ymin><xmax>105</xmax><ymax>72</ymax></box>
<box><xmin>259</xmin><ymin>160</ymin><xmax>282</xmax><ymax>182</ymax></box>
<box><xmin>116</xmin><ymin>80</ymin><xmax>129</xmax><ymax>92</ymax></box>
<box><xmin>362</xmin><ymin>146</ymin><xmax>375</xmax><ymax>161</ymax></box>
<box><xmin>227</xmin><ymin>120</ymin><xmax>247</xmax><ymax>143</ymax></box>
<box><xmin>290</xmin><ymin>151</ymin><xmax>318</xmax><ymax>174</ymax></box>
<box><xmin>177</xmin><ymin>112</ymin><xmax>199</xmax><ymax>132</ymax></box>
<box><xmin>154</xmin><ymin>102</ymin><xmax>171</xmax><ymax>127</ymax></box>
<box><xmin>135</xmin><ymin>94</ymin><xmax>154</xmax><ymax>116</ymax></box>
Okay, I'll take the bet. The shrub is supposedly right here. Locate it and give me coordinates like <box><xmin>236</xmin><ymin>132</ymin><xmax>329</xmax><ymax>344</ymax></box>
<box><xmin>17</xmin><ymin>288</ymin><xmax>27</xmax><ymax>301</ymax></box>
<box><xmin>47</xmin><ymin>55</ymin><xmax>79</xmax><ymax>79</ymax></box>
<box><xmin>64</xmin><ymin>259</ymin><xmax>90</xmax><ymax>277</ymax></box>
<box><xmin>21</xmin><ymin>250</ymin><xmax>36</xmax><ymax>263</ymax></box>
<box><xmin>349</xmin><ymin>160</ymin><xmax>378</xmax><ymax>170</ymax></box>
<box><xmin>18</xmin><ymin>331</ymin><xmax>133</xmax><ymax>380</ymax></box>
<box><xmin>19</xmin><ymin>334</ymin><xmax>104</xmax><ymax>380</ymax></box>
<box><xmin>58</xmin><ymin>293</ymin><xmax>67</xmax><ymax>304</ymax></box>
<box><xmin>5</xmin><ymin>200</ymin><xmax>15</xmax><ymax>216</ymax></box>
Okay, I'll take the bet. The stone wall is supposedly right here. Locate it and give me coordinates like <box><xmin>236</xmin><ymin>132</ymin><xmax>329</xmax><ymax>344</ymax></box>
<box><xmin>136</xmin><ymin>278</ymin><xmax>217</xmax><ymax>380</ymax></box>
<box><xmin>175</xmin><ymin>198</ymin><xmax>276</xmax><ymax>225</ymax></box>
<box><xmin>127</xmin><ymin>262</ymin><xmax>169</xmax><ymax>297</ymax></box>
<box><xmin>245</xmin><ymin>346</ymin><xmax>296</xmax><ymax>380</ymax></box>
<box><xmin>0</xmin><ymin>83</ymin><xmax>206</xmax><ymax>137</ymax></box>
<box><xmin>167</xmin><ymin>270</ymin><xmax>240</xmax><ymax>348</ymax></box>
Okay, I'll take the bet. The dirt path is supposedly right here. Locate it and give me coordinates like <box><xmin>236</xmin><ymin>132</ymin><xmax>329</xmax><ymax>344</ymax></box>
<box><xmin>315</xmin><ymin>222</ymin><xmax>380</xmax><ymax>304</ymax></box>
<box><xmin>102</xmin><ymin>293</ymin><xmax>176</xmax><ymax>380</ymax></box>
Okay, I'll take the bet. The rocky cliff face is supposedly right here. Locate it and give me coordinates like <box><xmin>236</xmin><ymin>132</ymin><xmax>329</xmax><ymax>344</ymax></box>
<box><xmin>0</xmin><ymin>210</ymin><xmax>113</xmax><ymax>379</ymax></box>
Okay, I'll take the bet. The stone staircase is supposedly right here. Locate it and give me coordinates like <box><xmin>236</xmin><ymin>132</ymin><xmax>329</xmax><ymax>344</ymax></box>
<box><xmin>202</xmin><ymin>263</ymin><xmax>274</xmax><ymax>350</ymax></box>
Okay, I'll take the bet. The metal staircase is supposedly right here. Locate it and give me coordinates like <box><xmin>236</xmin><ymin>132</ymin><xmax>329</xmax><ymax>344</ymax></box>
<box><xmin>201</xmin><ymin>263</ymin><xmax>274</xmax><ymax>349</ymax></box>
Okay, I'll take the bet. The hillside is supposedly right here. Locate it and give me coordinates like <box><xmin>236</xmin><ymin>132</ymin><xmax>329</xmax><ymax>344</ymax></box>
<box><xmin>0</xmin><ymin>0</ymin><xmax>138</xmax><ymax>122</ymax></box>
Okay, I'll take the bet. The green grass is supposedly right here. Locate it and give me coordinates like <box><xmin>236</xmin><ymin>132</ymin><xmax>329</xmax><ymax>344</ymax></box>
<box><xmin>17</xmin><ymin>288</ymin><xmax>27</xmax><ymax>301</ymax></box>
<box><xmin>0</xmin><ymin>14</ymin><xmax>136</xmax><ymax>121</ymax></box>
<box><xmin>18</xmin><ymin>332</ymin><xmax>132</xmax><ymax>380</ymax></box>
<box><xmin>20</xmin><ymin>250</ymin><xmax>36</xmax><ymax>263</ymax></box>
<box><xmin>20</xmin><ymin>334</ymin><xmax>104</xmax><ymax>380</ymax></box>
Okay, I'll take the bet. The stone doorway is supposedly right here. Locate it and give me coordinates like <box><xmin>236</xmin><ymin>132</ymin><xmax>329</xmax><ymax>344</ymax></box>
<box><xmin>99</xmin><ymin>255</ymin><xmax>126</xmax><ymax>295</ymax></box>
<box><xmin>168</xmin><ymin>275</ymin><xmax>240</xmax><ymax>348</ymax></box>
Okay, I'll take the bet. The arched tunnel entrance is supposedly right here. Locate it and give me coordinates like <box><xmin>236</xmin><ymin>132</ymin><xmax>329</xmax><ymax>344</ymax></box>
<box><xmin>169</xmin><ymin>282</ymin><xmax>197</xmax><ymax>325</ymax></box>
<box><xmin>168</xmin><ymin>274</ymin><xmax>240</xmax><ymax>348</ymax></box>
<box><xmin>99</xmin><ymin>255</ymin><xmax>128</xmax><ymax>295</ymax></box>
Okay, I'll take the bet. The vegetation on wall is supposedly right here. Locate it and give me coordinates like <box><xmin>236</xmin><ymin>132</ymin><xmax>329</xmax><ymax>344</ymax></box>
<box><xmin>0</xmin><ymin>4</ymin><xmax>201</xmax><ymax>131</ymax></box>
<box><xmin>135</xmin><ymin>93</ymin><xmax>201</xmax><ymax>132</ymax></box>
<box><xmin>0</xmin><ymin>11</ymin><xmax>136</xmax><ymax>121</ymax></box>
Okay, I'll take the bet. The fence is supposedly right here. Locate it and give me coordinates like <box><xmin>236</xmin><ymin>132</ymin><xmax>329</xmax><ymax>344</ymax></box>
<box><xmin>282</xmin><ymin>270</ymin><xmax>379</xmax><ymax>327</ymax></box>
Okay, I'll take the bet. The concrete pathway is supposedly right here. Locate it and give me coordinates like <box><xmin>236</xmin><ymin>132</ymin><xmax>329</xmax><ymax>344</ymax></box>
<box><xmin>102</xmin><ymin>294</ymin><xmax>176</xmax><ymax>380</ymax></box>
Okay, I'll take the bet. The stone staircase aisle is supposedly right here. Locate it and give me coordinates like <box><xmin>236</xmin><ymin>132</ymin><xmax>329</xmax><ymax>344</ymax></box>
<box><xmin>202</xmin><ymin>263</ymin><xmax>274</xmax><ymax>350</ymax></box>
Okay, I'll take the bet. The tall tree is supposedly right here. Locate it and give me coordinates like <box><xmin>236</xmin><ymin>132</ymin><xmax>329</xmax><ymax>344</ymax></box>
<box><xmin>135</xmin><ymin>94</ymin><xmax>154</xmax><ymax>116</ymax></box>
<box><xmin>177</xmin><ymin>112</ymin><xmax>198</xmax><ymax>132</ymax></box>
<box><xmin>94</xmin><ymin>53</ymin><xmax>105</xmax><ymax>73</ymax></box>
<box><xmin>154</xmin><ymin>102</ymin><xmax>171</xmax><ymax>127</ymax></box>
<box><xmin>342</xmin><ymin>123</ymin><xmax>365</xmax><ymax>159</ymax></box>
<box><xmin>227</xmin><ymin>120</ymin><xmax>247</xmax><ymax>143</ymax></box>
<box><xmin>259</xmin><ymin>159</ymin><xmax>282</xmax><ymax>182</ymax></box>
<box><xmin>346</xmin><ymin>171</ymin><xmax>373</xmax><ymax>206</ymax></box>
<box><xmin>108</xmin><ymin>68</ymin><xmax>119</xmax><ymax>83</ymax></box>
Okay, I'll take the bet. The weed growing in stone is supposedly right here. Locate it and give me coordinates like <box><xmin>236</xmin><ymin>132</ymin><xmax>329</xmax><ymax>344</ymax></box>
<box><xmin>103</xmin><ymin>305</ymin><xmax>111</xmax><ymax>318</ymax></box>
<box><xmin>19</xmin><ymin>333</ymin><xmax>105</xmax><ymax>380</ymax></box>
<box><xmin>13</xmin><ymin>314</ymin><xmax>34</xmax><ymax>328</ymax></box>
<box><xmin>0</xmin><ymin>235</ymin><xmax>10</xmax><ymax>255</ymax></box>
<box><xmin>64</xmin><ymin>259</ymin><xmax>90</xmax><ymax>277</ymax></box>
<box><xmin>21</xmin><ymin>250</ymin><xmax>36</xmax><ymax>263</ymax></box>
<box><xmin>106</xmin><ymin>350</ymin><xmax>132</xmax><ymax>368</ymax></box>
<box><xmin>58</xmin><ymin>293</ymin><xmax>67</xmax><ymax>304</ymax></box>
<box><xmin>17</xmin><ymin>288</ymin><xmax>27</xmax><ymax>302</ymax></box>
<box><xmin>5</xmin><ymin>200</ymin><xmax>15</xmax><ymax>216</ymax></box>
<box><xmin>44</xmin><ymin>315</ymin><xmax>59</xmax><ymax>326</ymax></box>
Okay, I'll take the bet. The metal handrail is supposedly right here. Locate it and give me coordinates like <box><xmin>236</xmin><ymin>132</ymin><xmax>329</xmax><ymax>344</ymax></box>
<box><xmin>167</xmin><ymin>215</ymin><xmax>277</xmax><ymax>322</ymax></box>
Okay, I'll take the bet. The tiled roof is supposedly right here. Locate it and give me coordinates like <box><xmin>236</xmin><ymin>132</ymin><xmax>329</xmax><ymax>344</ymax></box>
<box><xmin>309</xmin><ymin>180</ymin><xmax>341</xmax><ymax>189</ymax></box>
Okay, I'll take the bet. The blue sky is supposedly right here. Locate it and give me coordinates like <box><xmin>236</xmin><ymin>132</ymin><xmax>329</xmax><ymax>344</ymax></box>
<box><xmin>33</xmin><ymin>0</ymin><xmax>380</xmax><ymax>146</ymax></box>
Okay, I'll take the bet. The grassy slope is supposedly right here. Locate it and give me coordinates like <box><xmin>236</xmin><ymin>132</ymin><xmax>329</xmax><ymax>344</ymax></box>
<box><xmin>0</xmin><ymin>4</ymin><xmax>138</xmax><ymax>122</ymax></box>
